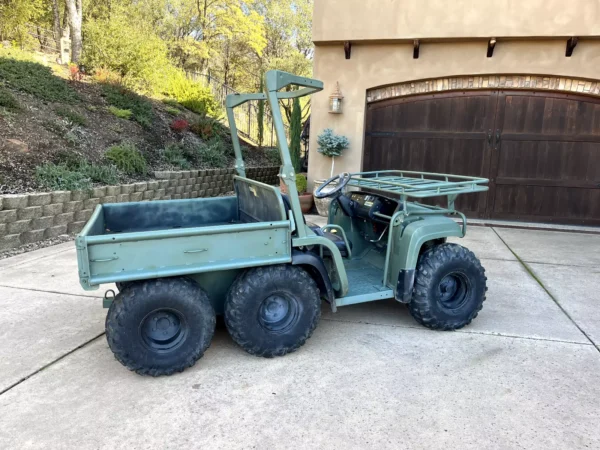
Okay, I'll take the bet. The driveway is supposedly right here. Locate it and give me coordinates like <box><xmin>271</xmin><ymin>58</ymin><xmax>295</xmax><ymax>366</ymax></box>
<box><xmin>0</xmin><ymin>225</ymin><xmax>599</xmax><ymax>449</ymax></box>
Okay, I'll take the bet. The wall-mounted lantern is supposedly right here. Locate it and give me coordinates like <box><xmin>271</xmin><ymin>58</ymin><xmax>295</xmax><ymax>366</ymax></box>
<box><xmin>329</xmin><ymin>82</ymin><xmax>344</xmax><ymax>114</ymax></box>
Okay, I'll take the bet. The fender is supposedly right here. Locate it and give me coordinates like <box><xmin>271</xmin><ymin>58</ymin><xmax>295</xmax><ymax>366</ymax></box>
<box><xmin>291</xmin><ymin>249</ymin><xmax>336</xmax><ymax>312</ymax></box>
<box><xmin>389</xmin><ymin>215</ymin><xmax>463</xmax><ymax>303</ymax></box>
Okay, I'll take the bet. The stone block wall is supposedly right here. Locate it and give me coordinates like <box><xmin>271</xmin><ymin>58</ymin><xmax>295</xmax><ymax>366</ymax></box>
<box><xmin>0</xmin><ymin>166</ymin><xmax>280</xmax><ymax>251</ymax></box>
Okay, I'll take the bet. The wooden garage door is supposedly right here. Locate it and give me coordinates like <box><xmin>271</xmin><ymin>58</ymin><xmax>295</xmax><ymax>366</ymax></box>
<box><xmin>364</xmin><ymin>90</ymin><xmax>600</xmax><ymax>225</ymax></box>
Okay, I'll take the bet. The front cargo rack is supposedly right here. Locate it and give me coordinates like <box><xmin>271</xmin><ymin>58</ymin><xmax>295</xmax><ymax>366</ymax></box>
<box><xmin>347</xmin><ymin>170</ymin><xmax>489</xmax><ymax>199</ymax></box>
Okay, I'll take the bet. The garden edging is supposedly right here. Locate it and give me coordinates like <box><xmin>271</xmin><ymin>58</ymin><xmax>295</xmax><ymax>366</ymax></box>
<box><xmin>0</xmin><ymin>166</ymin><xmax>279</xmax><ymax>251</ymax></box>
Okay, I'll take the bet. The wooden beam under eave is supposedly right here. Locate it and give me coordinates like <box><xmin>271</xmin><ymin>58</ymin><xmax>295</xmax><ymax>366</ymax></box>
<box><xmin>344</xmin><ymin>41</ymin><xmax>352</xmax><ymax>59</ymax></box>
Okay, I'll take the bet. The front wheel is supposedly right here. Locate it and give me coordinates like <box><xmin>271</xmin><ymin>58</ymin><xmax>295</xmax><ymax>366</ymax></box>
<box><xmin>410</xmin><ymin>243</ymin><xmax>487</xmax><ymax>331</ymax></box>
<box><xmin>225</xmin><ymin>265</ymin><xmax>321</xmax><ymax>357</ymax></box>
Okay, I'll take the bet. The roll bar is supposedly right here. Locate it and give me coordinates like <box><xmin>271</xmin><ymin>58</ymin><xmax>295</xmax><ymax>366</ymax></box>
<box><xmin>226</xmin><ymin>70</ymin><xmax>324</xmax><ymax>239</ymax></box>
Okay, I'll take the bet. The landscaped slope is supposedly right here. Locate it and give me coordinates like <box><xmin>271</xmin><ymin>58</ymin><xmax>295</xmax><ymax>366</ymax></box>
<box><xmin>0</xmin><ymin>53</ymin><xmax>279</xmax><ymax>194</ymax></box>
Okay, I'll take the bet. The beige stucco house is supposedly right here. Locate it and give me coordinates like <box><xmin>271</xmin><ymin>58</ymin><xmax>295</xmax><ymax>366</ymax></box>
<box><xmin>308</xmin><ymin>0</ymin><xmax>600</xmax><ymax>225</ymax></box>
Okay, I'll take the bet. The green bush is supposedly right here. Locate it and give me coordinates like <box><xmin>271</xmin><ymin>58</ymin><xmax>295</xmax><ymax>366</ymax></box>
<box><xmin>101</xmin><ymin>84</ymin><xmax>153</xmax><ymax>127</ymax></box>
<box><xmin>165</xmin><ymin>106</ymin><xmax>180</xmax><ymax>116</ymax></box>
<box><xmin>0</xmin><ymin>58</ymin><xmax>78</xmax><ymax>103</ymax></box>
<box><xmin>55</xmin><ymin>106</ymin><xmax>87</xmax><ymax>126</ymax></box>
<box><xmin>161</xmin><ymin>143</ymin><xmax>190</xmax><ymax>169</ymax></box>
<box><xmin>51</xmin><ymin>152</ymin><xmax>119</xmax><ymax>185</ymax></box>
<box><xmin>264</xmin><ymin>147</ymin><xmax>281</xmax><ymax>165</ymax></box>
<box><xmin>108</xmin><ymin>106</ymin><xmax>133</xmax><ymax>120</ymax></box>
<box><xmin>105</xmin><ymin>143</ymin><xmax>147</xmax><ymax>174</ymax></box>
<box><xmin>164</xmin><ymin>71</ymin><xmax>220</xmax><ymax>116</ymax></box>
<box><xmin>190</xmin><ymin>115</ymin><xmax>227</xmax><ymax>140</ymax></box>
<box><xmin>85</xmin><ymin>164</ymin><xmax>119</xmax><ymax>185</ymax></box>
<box><xmin>162</xmin><ymin>98</ymin><xmax>181</xmax><ymax>108</ymax></box>
<box><xmin>295</xmin><ymin>174</ymin><xmax>308</xmax><ymax>194</ymax></box>
<box><xmin>195</xmin><ymin>139</ymin><xmax>227</xmax><ymax>168</ymax></box>
<box><xmin>82</xmin><ymin>8</ymin><xmax>173</xmax><ymax>95</ymax></box>
<box><xmin>36</xmin><ymin>163</ymin><xmax>92</xmax><ymax>191</ymax></box>
<box><xmin>0</xmin><ymin>87</ymin><xmax>19</xmax><ymax>110</ymax></box>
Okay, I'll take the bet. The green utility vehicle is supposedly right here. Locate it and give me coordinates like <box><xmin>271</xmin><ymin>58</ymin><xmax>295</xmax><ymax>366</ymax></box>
<box><xmin>76</xmin><ymin>71</ymin><xmax>489</xmax><ymax>376</ymax></box>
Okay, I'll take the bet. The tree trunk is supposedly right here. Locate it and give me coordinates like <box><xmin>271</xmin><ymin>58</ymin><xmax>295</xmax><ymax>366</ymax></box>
<box><xmin>65</xmin><ymin>0</ymin><xmax>83</xmax><ymax>63</ymax></box>
<box><xmin>52</xmin><ymin>0</ymin><xmax>62</xmax><ymax>50</ymax></box>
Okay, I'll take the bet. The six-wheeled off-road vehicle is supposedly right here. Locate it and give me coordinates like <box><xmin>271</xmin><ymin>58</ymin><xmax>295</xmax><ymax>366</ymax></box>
<box><xmin>76</xmin><ymin>70</ymin><xmax>489</xmax><ymax>376</ymax></box>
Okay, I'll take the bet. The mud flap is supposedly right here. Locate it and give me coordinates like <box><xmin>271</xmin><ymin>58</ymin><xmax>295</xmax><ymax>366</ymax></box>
<box><xmin>395</xmin><ymin>269</ymin><xmax>415</xmax><ymax>304</ymax></box>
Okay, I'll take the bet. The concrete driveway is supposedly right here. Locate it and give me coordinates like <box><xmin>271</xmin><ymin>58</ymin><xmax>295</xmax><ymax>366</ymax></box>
<box><xmin>0</xmin><ymin>225</ymin><xmax>599</xmax><ymax>449</ymax></box>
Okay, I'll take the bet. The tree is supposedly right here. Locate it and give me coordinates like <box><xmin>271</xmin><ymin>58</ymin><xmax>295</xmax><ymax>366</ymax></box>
<box><xmin>65</xmin><ymin>0</ymin><xmax>82</xmax><ymax>62</ymax></box>
<box><xmin>257</xmin><ymin>74</ymin><xmax>265</xmax><ymax>148</ymax></box>
<box><xmin>82</xmin><ymin>4</ymin><xmax>172</xmax><ymax>93</ymax></box>
<box><xmin>289</xmin><ymin>97</ymin><xmax>302</xmax><ymax>172</ymax></box>
<box><xmin>0</xmin><ymin>0</ymin><xmax>45</xmax><ymax>44</ymax></box>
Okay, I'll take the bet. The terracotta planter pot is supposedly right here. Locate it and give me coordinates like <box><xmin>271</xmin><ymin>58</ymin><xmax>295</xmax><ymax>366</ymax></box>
<box><xmin>313</xmin><ymin>179</ymin><xmax>338</xmax><ymax>217</ymax></box>
<box><xmin>299</xmin><ymin>193</ymin><xmax>314</xmax><ymax>214</ymax></box>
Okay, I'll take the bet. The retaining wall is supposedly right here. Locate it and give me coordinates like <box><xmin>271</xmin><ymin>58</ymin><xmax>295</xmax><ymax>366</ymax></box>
<box><xmin>0</xmin><ymin>166</ymin><xmax>279</xmax><ymax>251</ymax></box>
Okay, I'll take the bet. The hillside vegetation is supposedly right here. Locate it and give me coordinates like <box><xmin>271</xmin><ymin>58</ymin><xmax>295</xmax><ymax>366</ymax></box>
<box><xmin>0</xmin><ymin>50</ymin><xmax>280</xmax><ymax>194</ymax></box>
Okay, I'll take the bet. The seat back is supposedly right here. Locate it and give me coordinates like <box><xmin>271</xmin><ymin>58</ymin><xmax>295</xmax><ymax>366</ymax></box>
<box><xmin>234</xmin><ymin>177</ymin><xmax>287</xmax><ymax>223</ymax></box>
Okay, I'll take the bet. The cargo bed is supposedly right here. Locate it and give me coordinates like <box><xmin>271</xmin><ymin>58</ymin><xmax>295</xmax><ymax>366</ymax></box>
<box><xmin>76</xmin><ymin>179</ymin><xmax>292</xmax><ymax>290</ymax></box>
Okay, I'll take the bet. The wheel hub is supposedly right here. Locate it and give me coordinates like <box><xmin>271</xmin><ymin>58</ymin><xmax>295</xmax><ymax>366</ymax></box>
<box><xmin>258</xmin><ymin>293</ymin><xmax>300</xmax><ymax>334</ymax></box>
<box><xmin>140</xmin><ymin>309</ymin><xmax>187</xmax><ymax>352</ymax></box>
<box><xmin>437</xmin><ymin>273</ymin><xmax>469</xmax><ymax>309</ymax></box>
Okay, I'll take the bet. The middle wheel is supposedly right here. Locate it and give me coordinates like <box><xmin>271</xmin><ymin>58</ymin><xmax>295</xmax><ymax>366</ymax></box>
<box><xmin>225</xmin><ymin>265</ymin><xmax>321</xmax><ymax>357</ymax></box>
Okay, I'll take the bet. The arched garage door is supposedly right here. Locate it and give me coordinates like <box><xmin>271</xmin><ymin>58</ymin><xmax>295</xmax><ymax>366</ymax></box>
<box><xmin>364</xmin><ymin>90</ymin><xmax>600</xmax><ymax>225</ymax></box>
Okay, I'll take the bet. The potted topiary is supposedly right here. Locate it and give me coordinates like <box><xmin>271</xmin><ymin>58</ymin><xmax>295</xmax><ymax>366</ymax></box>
<box><xmin>313</xmin><ymin>128</ymin><xmax>350</xmax><ymax>216</ymax></box>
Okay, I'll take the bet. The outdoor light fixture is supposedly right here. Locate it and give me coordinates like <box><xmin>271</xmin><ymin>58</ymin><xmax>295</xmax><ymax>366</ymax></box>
<box><xmin>329</xmin><ymin>82</ymin><xmax>344</xmax><ymax>114</ymax></box>
<box><xmin>487</xmin><ymin>38</ymin><xmax>497</xmax><ymax>58</ymax></box>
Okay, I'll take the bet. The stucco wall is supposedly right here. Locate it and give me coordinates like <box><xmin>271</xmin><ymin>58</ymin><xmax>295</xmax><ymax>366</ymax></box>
<box><xmin>308</xmin><ymin>39</ymin><xmax>600</xmax><ymax>184</ymax></box>
<box><xmin>313</xmin><ymin>0</ymin><xmax>600</xmax><ymax>42</ymax></box>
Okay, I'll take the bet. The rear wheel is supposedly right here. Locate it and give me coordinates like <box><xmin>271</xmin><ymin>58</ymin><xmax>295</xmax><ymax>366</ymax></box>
<box><xmin>225</xmin><ymin>265</ymin><xmax>321</xmax><ymax>357</ymax></box>
<box><xmin>410</xmin><ymin>243</ymin><xmax>487</xmax><ymax>330</ymax></box>
<box><xmin>105</xmin><ymin>277</ymin><xmax>216</xmax><ymax>376</ymax></box>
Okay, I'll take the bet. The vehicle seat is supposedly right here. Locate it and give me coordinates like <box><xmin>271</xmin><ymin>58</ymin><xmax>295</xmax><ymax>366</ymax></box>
<box><xmin>280</xmin><ymin>194</ymin><xmax>351</xmax><ymax>257</ymax></box>
<box><xmin>307</xmin><ymin>224</ymin><xmax>351</xmax><ymax>257</ymax></box>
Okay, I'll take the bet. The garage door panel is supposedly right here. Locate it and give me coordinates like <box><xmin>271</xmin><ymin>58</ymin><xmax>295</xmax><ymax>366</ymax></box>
<box><xmin>493</xmin><ymin>185</ymin><xmax>600</xmax><ymax>224</ymax></box>
<box><xmin>369</xmin><ymin>94</ymin><xmax>494</xmax><ymax>133</ymax></box>
<box><xmin>496</xmin><ymin>141</ymin><xmax>600</xmax><ymax>183</ymax></box>
<box><xmin>502</xmin><ymin>94</ymin><xmax>600</xmax><ymax>136</ymax></box>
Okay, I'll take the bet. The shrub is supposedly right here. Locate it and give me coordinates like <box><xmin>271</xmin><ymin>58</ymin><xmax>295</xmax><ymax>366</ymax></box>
<box><xmin>68</xmin><ymin>63</ymin><xmax>82</xmax><ymax>81</ymax></box>
<box><xmin>101</xmin><ymin>83</ymin><xmax>153</xmax><ymax>127</ymax></box>
<box><xmin>92</xmin><ymin>67</ymin><xmax>120</xmax><ymax>84</ymax></box>
<box><xmin>83</xmin><ymin>8</ymin><xmax>172</xmax><ymax>94</ymax></box>
<box><xmin>36</xmin><ymin>159</ymin><xmax>118</xmax><ymax>190</ymax></box>
<box><xmin>164</xmin><ymin>71</ymin><xmax>220</xmax><ymax>116</ymax></box>
<box><xmin>36</xmin><ymin>163</ymin><xmax>92</xmax><ymax>191</ymax></box>
<box><xmin>84</xmin><ymin>164</ymin><xmax>119</xmax><ymax>185</ymax></box>
<box><xmin>53</xmin><ymin>152</ymin><xmax>119</xmax><ymax>185</ymax></box>
<box><xmin>0</xmin><ymin>58</ymin><xmax>78</xmax><ymax>103</ymax></box>
<box><xmin>42</xmin><ymin>120</ymin><xmax>65</xmax><ymax>136</ymax></box>
<box><xmin>289</xmin><ymin>98</ymin><xmax>302</xmax><ymax>172</ymax></box>
<box><xmin>170</xmin><ymin>119</ymin><xmax>189</xmax><ymax>132</ymax></box>
<box><xmin>162</xmin><ymin>98</ymin><xmax>181</xmax><ymax>108</ymax></box>
<box><xmin>165</xmin><ymin>106</ymin><xmax>180</xmax><ymax>116</ymax></box>
<box><xmin>317</xmin><ymin>128</ymin><xmax>350</xmax><ymax>158</ymax></box>
<box><xmin>108</xmin><ymin>106</ymin><xmax>133</xmax><ymax>120</ymax></box>
<box><xmin>161</xmin><ymin>143</ymin><xmax>190</xmax><ymax>169</ymax></box>
<box><xmin>264</xmin><ymin>147</ymin><xmax>281</xmax><ymax>165</ymax></box>
<box><xmin>190</xmin><ymin>115</ymin><xmax>227</xmax><ymax>140</ymax></box>
<box><xmin>295</xmin><ymin>174</ymin><xmax>308</xmax><ymax>194</ymax></box>
<box><xmin>55</xmin><ymin>106</ymin><xmax>87</xmax><ymax>126</ymax></box>
<box><xmin>0</xmin><ymin>87</ymin><xmax>19</xmax><ymax>110</ymax></box>
<box><xmin>195</xmin><ymin>139</ymin><xmax>227</xmax><ymax>168</ymax></box>
<box><xmin>105</xmin><ymin>143</ymin><xmax>147</xmax><ymax>174</ymax></box>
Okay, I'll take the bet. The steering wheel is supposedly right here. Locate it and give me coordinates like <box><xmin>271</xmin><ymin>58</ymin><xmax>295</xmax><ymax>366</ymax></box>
<box><xmin>314</xmin><ymin>172</ymin><xmax>352</xmax><ymax>199</ymax></box>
